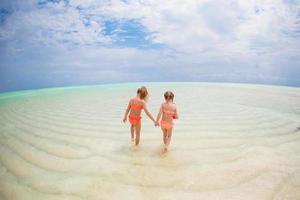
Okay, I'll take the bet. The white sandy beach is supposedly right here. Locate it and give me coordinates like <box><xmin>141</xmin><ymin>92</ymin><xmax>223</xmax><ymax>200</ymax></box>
<box><xmin>0</xmin><ymin>82</ymin><xmax>300</xmax><ymax>200</ymax></box>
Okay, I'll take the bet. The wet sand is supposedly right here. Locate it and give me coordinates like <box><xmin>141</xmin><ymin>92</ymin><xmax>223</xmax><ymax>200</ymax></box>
<box><xmin>0</xmin><ymin>83</ymin><xmax>300</xmax><ymax>200</ymax></box>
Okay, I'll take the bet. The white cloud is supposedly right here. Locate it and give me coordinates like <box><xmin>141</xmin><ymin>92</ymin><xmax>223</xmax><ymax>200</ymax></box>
<box><xmin>75</xmin><ymin>0</ymin><xmax>299</xmax><ymax>59</ymax></box>
<box><xmin>0</xmin><ymin>1</ymin><xmax>111</xmax><ymax>46</ymax></box>
<box><xmin>0</xmin><ymin>0</ymin><xmax>300</xmax><ymax>91</ymax></box>
<box><xmin>1</xmin><ymin>0</ymin><xmax>299</xmax><ymax>54</ymax></box>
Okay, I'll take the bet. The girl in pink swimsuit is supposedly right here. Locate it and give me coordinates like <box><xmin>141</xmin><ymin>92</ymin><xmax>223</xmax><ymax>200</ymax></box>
<box><xmin>123</xmin><ymin>86</ymin><xmax>157</xmax><ymax>145</ymax></box>
<box><xmin>156</xmin><ymin>91</ymin><xmax>178</xmax><ymax>152</ymax></box>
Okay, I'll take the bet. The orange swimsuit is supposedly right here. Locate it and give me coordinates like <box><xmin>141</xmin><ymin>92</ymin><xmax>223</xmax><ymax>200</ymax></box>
<box><xmin>160</xmin><ymin>120</ymin><xmax>173</xmax><ymax>129</ymax></box>
<box><xmin>160</xmin><ymin>107</ymin><xmax>176</xmax><ymax>130</ymax></box>
<box><xmin>128</xmin><ymin>100</ymin><xmax>143</xmax><ymax>125</ymax></box>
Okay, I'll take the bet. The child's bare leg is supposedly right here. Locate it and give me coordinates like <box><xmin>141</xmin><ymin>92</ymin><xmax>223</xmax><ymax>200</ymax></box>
<box><xmin>161</xmin><ymin>128</ymin><xmax>168</xmax><ymax>152</ymax></box>
<box><xmin>135</xmin><ymin>122</ymin><xmax>141</xmax><ymax>145</ymax></box>
<box><xmin>166</xmin><ymin>128</ymin><xmax>173</xmax><ymax>147</ymax></box>
<box><xmin>130</xmin><ymin>125</ymin><xmax>134</xmax><ymax>141</ymax></box>
<box><xmin>161</xmin><ymin>127</ymin><xmax>168</xmax><ymax>145</ymax></box>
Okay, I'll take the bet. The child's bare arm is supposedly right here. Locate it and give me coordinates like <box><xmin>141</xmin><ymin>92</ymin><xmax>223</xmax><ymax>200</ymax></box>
<box><xmin>123</xmin><ymin>100</ymin><xmax>131</xmax><ymax>122</ymax></box>
<box><xmin>156</xmin><ymin>104</ymin><xmax>163</xmax><ymax>122</ymax></box>
<box><xmin>143</xmin><ymin>103</ymin><xmax>156</xmax><ymax>123</ymax></box>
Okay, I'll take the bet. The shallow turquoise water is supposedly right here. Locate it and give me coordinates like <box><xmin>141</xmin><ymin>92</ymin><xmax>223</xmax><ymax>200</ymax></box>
<box><xmin>0</xmin><ymin>83</ymin><xmax>300</xmax><ymax>200</ymax></box>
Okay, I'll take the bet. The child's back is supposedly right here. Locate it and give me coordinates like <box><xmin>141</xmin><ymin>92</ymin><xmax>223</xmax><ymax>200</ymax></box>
<box><xmin>161</xmin><ymin>102</ymin><xmax>177</xmax><ymax>122</ymax></box>
<box><xmin>129</xmin><ymin>97</ymin><xmax>144</xmax><ymax>116</ymax></box>
<box><xmin>156</xmin><ymin>91</ymin><xmax>178</xmax><ymax>153</ymax></box>
<box><xmin>123</xmin><ymin>86</ymin><xmax>156</xmax><ymax>145</ymax></box>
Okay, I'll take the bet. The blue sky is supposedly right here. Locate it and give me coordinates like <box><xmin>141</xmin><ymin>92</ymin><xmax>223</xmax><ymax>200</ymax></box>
<box><xmin>0</xmin><ymin>0</ymin><xmax>300</xmax><ymax>92</ymax></box>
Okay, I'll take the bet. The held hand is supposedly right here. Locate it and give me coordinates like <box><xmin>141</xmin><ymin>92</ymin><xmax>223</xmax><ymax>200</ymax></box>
<box><xmin>123</xmin><ymin>117</ymin><xmax>127</xmax><ymax>123</ymax></box>
<box><xmin>155</xmin><ymin>121</ymin><xmax>160</xmax><ymax>127</ymax></box>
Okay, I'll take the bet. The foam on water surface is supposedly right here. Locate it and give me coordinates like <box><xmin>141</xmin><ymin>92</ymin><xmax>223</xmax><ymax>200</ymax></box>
<box><xmin>0</xmin><ymin>83</ymin><xmax>300</xmax><ymax>200</ymax></box>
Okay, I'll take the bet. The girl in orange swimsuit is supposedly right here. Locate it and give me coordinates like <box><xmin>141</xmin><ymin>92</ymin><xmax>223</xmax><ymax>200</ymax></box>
<box><xmin>156</xmin><ymin>91</ymin><xmax>178</xmax><ymax>152</ymax></box>
<box><xmin>123</xmin><ymin>86</ymin><xmax>157</xmax><ymax>145</ymax></box>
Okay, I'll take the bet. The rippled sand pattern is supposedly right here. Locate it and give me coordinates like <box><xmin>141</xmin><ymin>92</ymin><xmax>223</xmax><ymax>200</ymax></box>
<box><xmin>0</xmin><ymin>83</ymin><xmax>300</xmax><ymax>200</ymax></box>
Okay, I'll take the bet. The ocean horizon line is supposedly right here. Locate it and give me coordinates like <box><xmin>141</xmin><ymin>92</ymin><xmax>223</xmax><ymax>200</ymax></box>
<box><xmin>1</xmin><ymin>81</ymin><xmax>299</xmax><ymax>100</ymax></box>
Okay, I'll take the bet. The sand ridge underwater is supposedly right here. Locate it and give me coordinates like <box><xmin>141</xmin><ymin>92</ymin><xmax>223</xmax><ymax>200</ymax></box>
<box><xmin>0</xmin><ymin>82</ymin><xmax>300</xmax><ymax>200</ymax></box>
